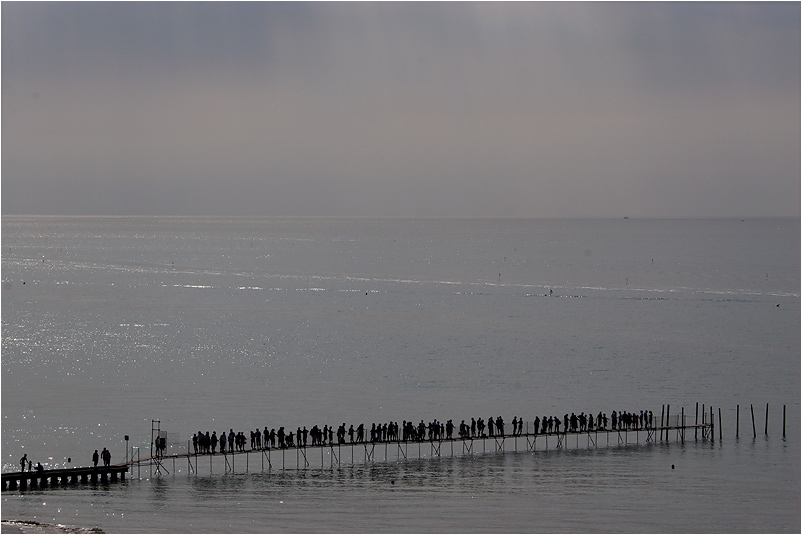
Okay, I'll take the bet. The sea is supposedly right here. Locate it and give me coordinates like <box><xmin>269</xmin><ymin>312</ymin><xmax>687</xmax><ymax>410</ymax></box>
<box><xmin>1</xmin><ymin>216</ymin><xmax>799</xmax><ymax>533</ymax></box>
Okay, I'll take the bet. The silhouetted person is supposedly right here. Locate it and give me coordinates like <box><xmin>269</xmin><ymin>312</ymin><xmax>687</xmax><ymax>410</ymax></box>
<box><xmin>20</xmin><ymin>454</ymin><xmax>27</xmax><ymax>471</ymax></box>
<box><xmin>92</xmin><ymin>450</ymin><xmax>99</xmax><ymax>467</ymax></box>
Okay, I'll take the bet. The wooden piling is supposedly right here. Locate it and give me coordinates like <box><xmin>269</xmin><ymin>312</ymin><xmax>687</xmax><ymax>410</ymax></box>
<box><xmin>765</xmin><ymin>403</ymin><xmax>769</xmax><ymax>436</ymax></box>
<box><xmin>783</xmin><ymin>405</ymin><xmax>786</xmax><ymax>438</ymax></box>
<box><xmin>751</xmin><ymin>404</ymin><xmax>756</xmax><ymax>438</ymax></box>
<box><xmin>718</xmin><ymin>408</ymin><xmax>722</xmax><ymax>440</ymax></box>
<box><xmin>666</xmin><ymin>405</ymin><xmax>670</xmax><ymax>441</ymax></box>
<box><xmin>681</xmin><ymin>407</ymin><xmax>684</xmax><ymax>443</ymax></box>
<box><xmin>736</xmin><ymin>405</ymin><xmax>740</xmax><ymax>438</ymax></box>
<box><xmin>695</xmin><ymin>402</ymin><xmax>699</xmax><ymax>441</ymax></box>
<box><xmin>710</xmin><ymin>406</ymin><xmax>714</xmax><ymax>443</ymax></box>
<box><xmin>660</xmin><ymin>405</ymin><xmax>665</xmax><ymax>441</ymax></box>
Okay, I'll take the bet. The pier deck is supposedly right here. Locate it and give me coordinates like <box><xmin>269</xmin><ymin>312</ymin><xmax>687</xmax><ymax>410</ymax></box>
<box><xmin>2</xmin><ymin>465</ymin><xmax>128</xmax><ymax>491</ymax></box>
<box><xmin>133</xmin><ymin>423</ymin><xmax>713</xmax><ymax>477</ymax></box>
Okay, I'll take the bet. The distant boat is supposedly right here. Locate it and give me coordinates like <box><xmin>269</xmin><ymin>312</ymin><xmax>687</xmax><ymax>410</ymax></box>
<box><xmin>623</xmin><ymin>216</ymin><xmax>629</xmax><ymax>220</ymax></box>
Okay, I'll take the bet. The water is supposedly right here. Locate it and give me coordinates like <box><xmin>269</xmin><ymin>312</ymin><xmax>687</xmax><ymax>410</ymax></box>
<box><xmin>2</xmin><ymin>217</ymin><xmax>799</xmax><ymax>532</ymax></box>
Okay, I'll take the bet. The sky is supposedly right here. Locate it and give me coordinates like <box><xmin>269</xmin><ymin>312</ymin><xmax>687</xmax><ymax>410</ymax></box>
<box><xmin>2</xmin><ymin>2</ymin><xmax>799</xmax><ymax>218</ymax></box>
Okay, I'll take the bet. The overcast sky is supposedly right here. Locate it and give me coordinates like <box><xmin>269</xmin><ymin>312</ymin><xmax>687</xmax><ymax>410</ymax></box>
<box><xmin>2</xmin><ymin>2</ymin><xmax>799</xmax><ymax>218</ymax></box>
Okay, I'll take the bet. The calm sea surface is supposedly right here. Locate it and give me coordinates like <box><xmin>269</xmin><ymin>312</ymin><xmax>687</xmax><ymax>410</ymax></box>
<box><xmin>1</xmin><ymin>217</ymin><xmax>799</xmax><ymax>533</ymax></box>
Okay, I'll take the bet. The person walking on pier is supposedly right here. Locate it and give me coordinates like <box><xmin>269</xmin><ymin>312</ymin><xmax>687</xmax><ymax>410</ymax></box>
<box><xmin>92</xmin><ymin>450</ymin><xmax>99</xmax><ymax>468</ymax></box>
<box><xmin>20</xmin><ymin>453</ymin><xmax>27</xmax><ymax>471</ymax></box>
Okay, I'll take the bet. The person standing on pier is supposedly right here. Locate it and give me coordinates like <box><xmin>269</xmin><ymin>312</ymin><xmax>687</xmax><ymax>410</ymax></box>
<box><xmin>92</xmin><ymin>450</ymin><xmax>99</xmax><ymax>467</ymax></box>
<box><xmin>19</xmin><ymin>453</ymin><xmax>27</xmax><ymax>471</ymax></box>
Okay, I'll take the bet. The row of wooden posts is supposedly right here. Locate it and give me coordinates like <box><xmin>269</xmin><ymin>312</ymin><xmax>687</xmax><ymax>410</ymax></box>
<box><xmin>658</xmin><ymin>402</ymin><xmax>787</xmax><ymax>442</ymax></box>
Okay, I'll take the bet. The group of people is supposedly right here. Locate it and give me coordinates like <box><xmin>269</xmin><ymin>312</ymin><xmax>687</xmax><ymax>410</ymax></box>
<box><xmin>182</xmin><ymin>410</ymin><xmax>655</xmax><ymax>456</ymax></box>
<box><xmin>92</xmin><ymin>448</ymin><xmax>112</xmax><ymax>467</ymax></box>
<box><xmin>17</xmin><ymin>453</ymin><xmax>42</xmax><ymax>472</ymax></box>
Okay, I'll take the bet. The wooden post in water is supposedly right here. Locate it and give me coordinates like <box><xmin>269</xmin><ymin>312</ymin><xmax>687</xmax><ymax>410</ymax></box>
<box><xmin>710</xmin><ymin>406</ymin><xmax>714</xmax><ymax>443</ymax></box>
<box><xmin>751</xmin><ymin>404</ymin><xmax>756</xmax><ymax>438</ymax></box>
<box><xmin>666</xmin><ymin>405</ymin><xmax>670</xmax><ymax>440</ymax></box>
<box><xmin>783</xmin><ymin>405</ymin><xmax>786</xmax><ymax>438</ymax></box>
<box><xmin>765</xmin><ymin>403</ymin><xmax>769</xmax><ymax>436</ymax></box>
<box><xmin>736</xmin><ymin>405</ymin><xmax>740</xmax><ymax>438</ymax></box>
<box><xmin>681</xmin><ymin>407</ymin><xmax>684</xmax><ymax>443</ymax></box>
<box><xmin>695</xmin><ymin>402</ymin><xmax>699</xmax><ymax>441</ymax></box>
<box><xmin>718</xmin><ymin>408</ymin><xmax>722</xmax><ymax>440</ymax></box>
<box><xmin>660</xmin><ymin>405</ymin><xmax>665</xmax><ymax>441</ymax></box>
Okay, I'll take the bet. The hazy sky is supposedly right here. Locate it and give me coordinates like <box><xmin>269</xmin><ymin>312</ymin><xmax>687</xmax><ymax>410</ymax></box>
<box><xmin>3</xmin><ymin>2</ymin><xmax>799</xmax><ymax>218</ymax></box>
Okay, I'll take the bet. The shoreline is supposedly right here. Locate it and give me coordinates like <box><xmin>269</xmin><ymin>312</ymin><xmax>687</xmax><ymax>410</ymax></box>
<box><xmin>1</xmin><ymin>520</ymin><xmax>103</xmax><ymax>534</ymax></box>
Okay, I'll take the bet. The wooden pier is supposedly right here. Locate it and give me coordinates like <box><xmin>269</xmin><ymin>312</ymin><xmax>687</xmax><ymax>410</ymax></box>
<box><xmin>132</xmin><ymin>422</ymin><xmax>714</xmax><ymax>477</ymax></box>
<box><xmin>2</xmin><ymin>465</ymin><xmax>128</xmax><ymax>491</ymax></box>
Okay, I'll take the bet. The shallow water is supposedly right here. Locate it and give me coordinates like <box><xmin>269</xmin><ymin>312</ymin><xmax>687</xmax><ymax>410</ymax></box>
<box><xmin>2</xmin><ymin>217</ymin><xmax>799</xmax><ymax>532</ymax></box>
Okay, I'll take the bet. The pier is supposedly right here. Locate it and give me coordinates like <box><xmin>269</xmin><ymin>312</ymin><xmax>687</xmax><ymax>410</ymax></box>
<box><xmin>15</xmin><ymin>400</ymin><xmax>784</xmax><ymax>489</ymax></box>
<box><xmin>131</xmin><ymin>421</ymin><xmax>714</xmax><ymax>477</ymax></box>
<box><xmin>2</xmin><ymin>465</ymin><xmax>128</xmax><ymax>491</ymax></box>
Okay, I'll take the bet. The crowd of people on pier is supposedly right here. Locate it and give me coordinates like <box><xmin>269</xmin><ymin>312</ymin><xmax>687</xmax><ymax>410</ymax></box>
<box><xmin>180</xmin><ymin>409</ymin><xmax>655</xmax><ymax>457</ymax></box>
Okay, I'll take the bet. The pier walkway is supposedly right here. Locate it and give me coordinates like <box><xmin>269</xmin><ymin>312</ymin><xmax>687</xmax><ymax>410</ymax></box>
<box><xmin>132</xmin><ymin>422</ymin><xmax>713</xmax><ymax>477</ymax></box>
<box><xmin>2</xmin><ymin>465</ymin><xmax>128</xmax><ymax>491</ymax></box>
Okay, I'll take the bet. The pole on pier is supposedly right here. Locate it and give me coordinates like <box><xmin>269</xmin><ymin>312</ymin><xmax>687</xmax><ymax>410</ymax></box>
<box><xmin>666</xmin><ymin>405</ymin><xmax>670</xmax><ymax>441</ymax></box>
<box><xmin>751</xmin><ymin>404</ymin><xmax>756</xmax><ymax>438</ymax></box>
<box><xmin>736</xmin><ymin>405</ymin><xmax>740</xmax><ymax>438</ymax></box>
<box><xmin>718</xmin><ymin>408</ymin><xmax>722</xmax><ymax>441</ymax></box>
<box><xmin>695</xmin><ymin>403</ymin><xmax>698</xmax><ymax>441</ymax></box>
<box><xmin>681</xmin><ymin>407</ymin><xmax>685</xmax><ymax>444</ymax></box>
<box><xmin>783</xmin><ymin>405</ymin><xmax>786</xmax><ymax>438</ymax></box>
<box><xmin>660</xmin><ymin>405</ymin><xmax>665</xmax><ymax>441</ymax></box>
<box><xmin>765</xmin><ymin>403</ymin><xmax>769</xmax><ymax>436</ymax></box>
